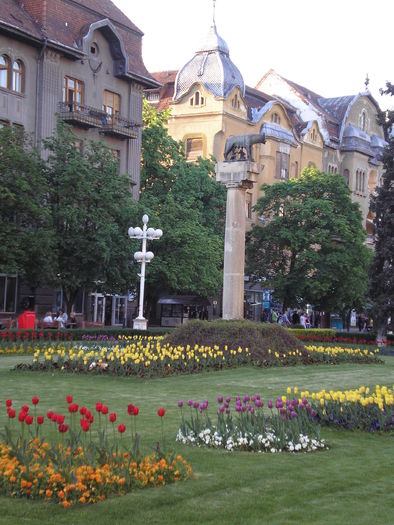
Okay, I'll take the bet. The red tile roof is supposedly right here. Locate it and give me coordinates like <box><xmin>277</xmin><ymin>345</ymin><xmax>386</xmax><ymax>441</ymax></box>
<box><xmin>0</xmin><ymin>1</ymin><xmax>156</xmax><ymax>85</ymax></box>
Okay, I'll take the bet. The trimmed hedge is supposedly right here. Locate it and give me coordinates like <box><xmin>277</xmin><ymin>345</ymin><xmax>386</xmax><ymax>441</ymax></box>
<box><xmin>289</xmin><ymin>328</ymin><xmax>336</xmax><ymax>338</ymax></box>
<box><xmin>0</xmin><ymin>327</ymin><xmax>170</xmax><ymax>343</ymax></box>
<box><xmin>162</xmin><ymin>319</ymin><xmax>309</xmax><ymax>364</ymax></box>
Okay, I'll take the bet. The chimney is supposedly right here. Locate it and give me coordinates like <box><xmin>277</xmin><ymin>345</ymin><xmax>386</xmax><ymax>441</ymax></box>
<box><xmin>19</xmin><ymin>0</ymin><xmax>47</xmax><ymax>29</ymax></box>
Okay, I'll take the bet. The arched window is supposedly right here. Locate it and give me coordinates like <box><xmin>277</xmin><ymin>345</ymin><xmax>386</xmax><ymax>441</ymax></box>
<box><xmin>12</xmin><ymin>60</ymin><xmax>24</xmax><ymax>93</ymax></box>
<box><xmin>271</xmin><ymin>112</ymin><xmax>280</xmax><ymax>124</ymax></box>
<box><xmin>232</xmin><ymin>94</ymin><xmax>240</xmax><ymax>109</ymax></box>
<box><xmin>190</xmin><ymin>91</ymin><xmax>204</xmax><ymax>107</ymax></box>
<box><xmin>343</xmin><ymin>169</ymin><xmax>350</xmax><ymax>185</ymax></box>
<box><xmin>360</xmin><ymin>110</ymin><xmax>367</xmax><ymax>132</ymax></box>
<box><xmin>0</xmin><ymin>55</ymin><xmax>10</xmax><ymax>89</ymax></box>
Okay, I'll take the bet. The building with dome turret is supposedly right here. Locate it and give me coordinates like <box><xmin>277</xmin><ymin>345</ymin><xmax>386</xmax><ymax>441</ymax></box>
<box><xmin>146</xmin><ymin>23</ymin><xmax>386</xmax><ymax>245</ymax></box>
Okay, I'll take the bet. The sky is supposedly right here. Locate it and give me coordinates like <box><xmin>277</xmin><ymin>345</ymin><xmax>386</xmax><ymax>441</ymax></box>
<box><xmin>113</xmin><ymin>0</ymin><xmax>393</xmax><ymax>110</ymax></box>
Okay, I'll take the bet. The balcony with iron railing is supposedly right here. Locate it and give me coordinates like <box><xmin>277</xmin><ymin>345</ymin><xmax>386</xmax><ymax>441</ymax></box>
<box><xmin>58</xmin><ymin>102</ymin><xmax>139</xmax><ymax>139</ymax></box>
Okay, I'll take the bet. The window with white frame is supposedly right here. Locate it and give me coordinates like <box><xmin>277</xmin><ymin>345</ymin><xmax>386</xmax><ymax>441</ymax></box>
<box><xmin>0</xmin><ymin>274</ymin><xmax>17</xmax><ymax>313</ymax></box>
<box><xmin>275</xmin><ymin>151</ymin><xmax>289</xmax><ymax>180</ymax></box>
<box><xmin>0</xmin><ymin>55</ymin><xmax>10</xmax><ymax>89</ymax></box>
<box><xmin>63</xmin><ymin>76</ymin><xmax>84</xmax><ymax>111</ymax></box>
<box><xmin>12</xmin><ymin>60</ymin><xmax>24</xmax><ymax>93</ymax></box>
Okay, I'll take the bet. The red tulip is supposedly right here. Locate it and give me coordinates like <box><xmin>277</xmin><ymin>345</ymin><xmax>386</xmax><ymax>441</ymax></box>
<box><xmin>32</xmin><ymin>396</ymin><xmax>39</xmax><ymax>405</ymax></box>
<box><xmin>21</xmin><ymin>405</ymin><xmax>29</xmax><ymax>413</ymax></box>
<box><xmin>132</xmin><ymin>406</ymin><xmax>139</xmax><ymax>416</ymax></box>
<box><xmin>101</xmin><ymin>405</ymin><xmax>108</xmax><ymax>415</ymax></box>
<box><xmin>80</xmin><ymin>419</ymin><xmax>90</xmax><ymax>432</ymax></box>
<box><xmin>57</xmin><ymin>415</ymin><xmax>65</xmax><ymax>424</ymax></box>
<box><xmin>58</xmin><ymin>423</ymin><xmax>69</xmax><ymax>433</ymax></box>
<box><xmin>5</xmin><ymin>399</ymin><xmax>12</xmax><ymax>407</ymax></box>
<box><xmin>37</xmin><ymin>416</ymin><xmax>44</xmax><ymax>425</ymax></box>
<box><xmin>66</xmin><ymin>395</ymin><xmax>73</xmax><ymax>404</ymax></box>
<box><xmin>47</xmin><ymin>410</ymin><xmax>53</xmax><ymax>420</ymax></box>
<box><xmin>117</xmin><ymin>423</ymin><xmax>126</xmax><ymax>433</ymax></box>
<box><xmin>25</xmin><ymin>415</ymin><xmax>34</xmax><ymax>425</ymax></box>
<box><xmin>127</xmin><ymin>403</ymin><xmax>135</xmax><ymax>415</ymax></box>
<box><xmin>18</xmin><ymin>411</ymin><xmax>26</xmax><ymax>422</ymax></box>
<box><xmin>109</xmin><ymin>413</ymin><xmax>117</xmax><ymax>423</ymax></box>
<box><xmin>80</xmin><ymin>406</ymin><xmax>87</xmax><ymax>415</ymax></box>
<box><xmin>7</xmin><ymin>409</ymin><xmax>16</xmax><ymax>419</ymax></box>
<box><xmin>157</xmin><ymin>408</ymin><xmax>166</xmax><ymax>417</ymax></box>
<box><xmin>95</xmin><ymin>402</ymin><xmax>103</xmax><ymax>413</ymax></box>
<box><xmin>68</xmin><ymin>403</ymin><xmax>79</xmax><ymax>413</ymax></box>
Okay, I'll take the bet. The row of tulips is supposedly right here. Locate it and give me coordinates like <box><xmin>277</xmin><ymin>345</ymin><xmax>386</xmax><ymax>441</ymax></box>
<box><xmin>6</xmin><ymin>339</ymin><xmax>382</xmax><ymax>378</ymax></box>
<box><xmin>0</xmin><ymin>396</ymin><xmax>191</xmax><ymax>507</ymax></box>
<box><xmin>285</xmin><ymin>384</ymin><xmax>393</xmax><ymax>432</ymax></box>
<box><xmin>176</xmin><ymin>394</ymin><xmax>327</xmax><ymax>453</ymax></box>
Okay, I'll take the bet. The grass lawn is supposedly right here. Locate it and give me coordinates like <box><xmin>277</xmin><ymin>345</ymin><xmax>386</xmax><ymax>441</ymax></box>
<box><xmin>0</xmin><ymin>355</ymin><xmax>393</xmax><ymax>525</ymax></box>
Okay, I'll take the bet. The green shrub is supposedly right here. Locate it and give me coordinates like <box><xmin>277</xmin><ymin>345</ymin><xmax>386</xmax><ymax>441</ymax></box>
<box><xmin>288</xmin><ymin>328</ymin><xmax>336</xmax><ymax>338</ymax></box>
<box><xmin>162</xmin><ymin>320</ymin><xmax>308</xmax><ymax>364</ymax></box>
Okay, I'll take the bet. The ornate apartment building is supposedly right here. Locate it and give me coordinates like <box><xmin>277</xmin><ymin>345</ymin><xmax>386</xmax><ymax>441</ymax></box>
<box><xmin>146</xmin><ymin>24</ymin><xmax>386</xmax><ymax>242</ymax></box>
<box><xmin>0</xmin><ymin>0</ymin><xmax>158</xmax><ymax>325</ymax></box>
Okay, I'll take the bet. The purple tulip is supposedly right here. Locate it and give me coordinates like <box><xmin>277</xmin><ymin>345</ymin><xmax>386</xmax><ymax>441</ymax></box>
<box><xmin>178</xmin><ymin>400</ymin><xmax>183</xmax><ymax>408</ymax></box>
<box><xmin>187</xmin><ymin>399</ymin><xmax>193</xmax><ymax>407</ymax></box>
<box><xmin>193</xmin><ymin>401</ymin><xmax>199</xmax><ymax>409</ymax></box>
<box><xmin>281</xmin><ymin>415</ymin><xmax>286</xmax><ymax>422</ymax></box>
<box><xmin>225</xmin><ymin>407</ymin><xmax>230</xmax><ymax>414</ymax></box>
<box><xmin>217</xmin><ymin>395</ymin><xmax>223</xmax><ymax>404</ymax></box>
<box><xmin>291</xmin><ymin>411</ymin><xmax>297</xmax><ymax>419</ymax></box>
<box><xmin>286</xmin><ymin>400</ymin><xmax>291</xmax><ymax>407</ymax></box>
<box><xmin>256</xmin><ymin>394</ymin><xmax>261</xmax><ymax>400</ymax></box>
<box><xmin>243</xmin><ymin>395</ymin><xmax>250</xmax><ymax>403</ymax></box>
<box><xmin>241</xmin><ymin>406</ymin><xmax>246</xmax><ymax>412</ymax></box>
<box><xmin>280</xmin><ymin>408</ymin><xmax>286</xmax><ymax>415</ymax></box>
<box><xmin>204</xmin><ymin>399</ymin><xmax>209</xmax><ymax>407</ymax></box>
<box><xmin>267</xmin><ymin>400</ymin><xmax>273</xmax><ymax>409</ymax></box>
<box><xmin>250</xmin><ymin>407</ymin><xmax>255</xmax><ymax>415</ymax></box>
<box><xmin>251</xmin><ymin>395</ymin><xmax>256</xmax><ymax>402</ymax></box>
<box><xmin>219</xmin><ymin>405</ymin><xmax>225</xmax><ymax>413</ymax></box>
<box><xmin>306</xmin><ymin>405</ymin><xmax>311</xmax><ymax>412</ymax></box>
<box><xmin>201</xmin><ymin>401</ymin><xmax>208</xmax><ymax>410</ymax></box>
<box><xmin>235</xmin><ymin>405</ymin><xmax>241</xmax><ymax>412</ymax></box>
<box><xmin>225</xmin><ymin>396</ymin><xmax>231</xmax><ymax>404</ymax></box>
<box><xmin>311</xmin><ymin>409</ymin><xmax>317</xmax><ymax>417</ymax></box>
<box><xmin>302</xmin><ymin>397</ymin><xmax>308</xmax><ymax>405</ymax></box>
<box><xmin>235</xmin><ymin>395</ymin><xmax>240</xmax><ymax>402</ymax></box>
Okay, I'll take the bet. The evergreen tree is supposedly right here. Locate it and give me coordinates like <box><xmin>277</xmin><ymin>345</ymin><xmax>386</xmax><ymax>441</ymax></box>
<box><xmin>368</xmin><ymin>82</ymin><xmax>394</xmax><ymax>338</ymax></box>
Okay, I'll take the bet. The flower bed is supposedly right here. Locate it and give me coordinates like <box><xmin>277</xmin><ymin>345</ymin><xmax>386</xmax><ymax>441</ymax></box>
<box><xmin>286</xmin><ymin>384</ymin><xmax>393</xmax><ymax>432</ymax></box>
<box><xmin>8</xmin><ymin>339</ymin><xmax>383</xmax><ymax>377</ymax></box>
<box><xmin>176</xmin><ymin>394</ymin><xmax>327</xmax><ymax>453</ymax></box>
<box><xmin>0</xmin><ymin>396</ymin><xmax>192</xmax><ymax>506</ymax></box>
<box><xmin>304</xmin><ymin>344</ymin><xmax>381</xmax><ymax>364</ymax></box>
<box><xmin>0</xmin><ymin>328</ymin><xmax>168</xmax><ymax>343</ymax></box>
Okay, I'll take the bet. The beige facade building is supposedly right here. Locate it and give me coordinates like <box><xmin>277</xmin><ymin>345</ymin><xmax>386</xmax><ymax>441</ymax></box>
<box><xmin>147</xmin><ymin>24</ymin><xmax>386</xmax><ymax>241</ymax></box>
<box><xmin>0</xmin><ymin>0</ymin><xmax>157</xmax><ymax>325</ymax></box>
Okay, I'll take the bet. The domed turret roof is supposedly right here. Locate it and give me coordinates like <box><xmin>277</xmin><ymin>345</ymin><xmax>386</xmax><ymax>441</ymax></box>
<box><xmin>174</xmin><ymin>23</ymin><xmax>244</xmax><ymax>101</ymax></box>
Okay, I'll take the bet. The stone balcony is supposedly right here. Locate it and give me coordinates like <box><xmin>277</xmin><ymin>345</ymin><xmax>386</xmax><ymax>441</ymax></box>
<box><xmin>58</xmin><ymin>102</ymin><xmax>139</xmax><ymax>139</ymax></box>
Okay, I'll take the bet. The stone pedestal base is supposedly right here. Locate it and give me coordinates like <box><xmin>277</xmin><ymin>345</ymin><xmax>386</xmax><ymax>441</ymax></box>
<box><xmin>133</xmin><ymin>318</ymin><xmax>148</xmax><ymax>330</ymax></box>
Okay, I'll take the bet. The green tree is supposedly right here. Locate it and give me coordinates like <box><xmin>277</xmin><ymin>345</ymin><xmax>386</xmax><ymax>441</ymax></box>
<box><xmin>368</xmin><ymin>82</ymin><xmax>394</xmax><ymax>339</ymax></box>
<box><xmin>0</xmin><ymin>126</ymin><xmax>54</xmax><ymax>291</ymax></box>
<box><xmin>44</xmin><ymin>122</ymin><xmax>138</xmax><ymax>314</ymax></box>
<box><xmin>246</xmin><ymin>167</ymin><xmax>371</xmax><ymax>313</ymax></box>
<box><xmin>138</xmin><ymin>100</ymin><xmax>226</xmax><ymax>312</ymax></box>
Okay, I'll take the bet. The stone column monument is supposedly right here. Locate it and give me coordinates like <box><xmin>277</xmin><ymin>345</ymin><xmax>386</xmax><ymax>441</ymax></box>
<box><xmin>216</xmin><ymin>134</ymin><xmax>265</xmax><ymax>320</ymax></box>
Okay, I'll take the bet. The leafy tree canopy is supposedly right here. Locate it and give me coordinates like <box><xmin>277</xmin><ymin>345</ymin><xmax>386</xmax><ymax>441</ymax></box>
<box><xmin>0</xmin><ymin>126</ymin><xmax>54</xmax><ymax>290</ymax></box>
<box><xmin>246</xmin><ymin>167</ymin><xmax>371</xmax><ymax>312</ymax></box>
<box><xmin>368</xmin><ymin>82</ymin><xmax>394</xmax><ymax>334</ymax></box>
<box><xmin>138</xmin><ymin>99</ymin><xmax>226</xmax><ymax>304</ymax></box>
<box><xmin>43</xmin><ymin>122</ymin><xmax>139</xmax><ymax>313</ymax></box>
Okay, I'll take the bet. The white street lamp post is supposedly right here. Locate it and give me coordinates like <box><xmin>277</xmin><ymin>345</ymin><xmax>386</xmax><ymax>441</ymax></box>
<box><xmin>128</xmin><ymin>214</ymin><xmax>163</xmax><ymax>330</ymax></box>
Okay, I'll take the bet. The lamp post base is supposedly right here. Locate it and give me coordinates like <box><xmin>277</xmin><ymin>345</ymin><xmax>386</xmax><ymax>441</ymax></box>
<box><xmin>133</xmin><ymin>318</ymin><xmax>148</xmax><ymax>331</ymax></box>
